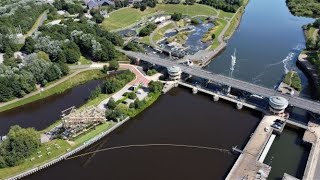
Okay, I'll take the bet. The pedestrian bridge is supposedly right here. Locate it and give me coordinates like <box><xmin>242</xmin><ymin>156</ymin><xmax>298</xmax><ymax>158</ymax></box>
<box><xmin>123</xmin><ymin>50</ymin><xmax>320</xmax><ymax>114</ymax></box>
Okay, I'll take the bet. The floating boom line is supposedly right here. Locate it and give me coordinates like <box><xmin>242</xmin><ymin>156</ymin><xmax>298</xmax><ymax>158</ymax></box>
<box><xmin>66</xmin><ymin>144</ymin><xmax>231</xmax><ymax>160</ymax></box>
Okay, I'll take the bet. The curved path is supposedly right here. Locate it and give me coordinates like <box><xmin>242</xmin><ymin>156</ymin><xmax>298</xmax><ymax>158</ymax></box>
<box><xmin>66</xmin><ymin>143</ymin><xmax>231</xmax><ymax>160</ymax></box>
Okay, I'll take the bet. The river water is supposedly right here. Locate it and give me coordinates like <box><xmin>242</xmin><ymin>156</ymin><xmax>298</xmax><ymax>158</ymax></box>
<box><xmin>205</xmin><ymin>0</ymin><xmax>314</xmax><ymax>97</ymax></box>
<box><xmin>0</xmin><ymin>80</ymin><xmax>103</xmax><ymax>135</ymax></box>
<box><xmin>25</xmin><ymin>88</ymin><xmax>261</xmax><ymax>180</ymax></box>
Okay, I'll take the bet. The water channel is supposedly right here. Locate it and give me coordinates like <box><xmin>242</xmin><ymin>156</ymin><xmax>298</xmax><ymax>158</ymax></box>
<box><xmin>26</xmin><ymin>88</ymin><xmax>261</xmax><ymax>180</ymax></box>
<box><xmin>0</xmin><ymin>79</ymin><xmax>103</xmax><ymax>135</ymax></box>
<box><xmin>205</xmin><ymin>0</ymin><xmax>314</xmax><ymax>97</ymax></box>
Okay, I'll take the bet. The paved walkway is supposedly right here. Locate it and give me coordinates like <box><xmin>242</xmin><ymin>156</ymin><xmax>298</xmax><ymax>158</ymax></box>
<box><xmin>97</xmin><ymin>64</ymin><xmax>151</xmax><ymax>109</ymax></box>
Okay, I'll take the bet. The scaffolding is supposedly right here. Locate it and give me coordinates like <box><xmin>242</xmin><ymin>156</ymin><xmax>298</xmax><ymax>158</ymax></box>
<box><xmin>61</xmin><ymin>106</ymin><xmax>106</xmax><ymax>138</ymax></box>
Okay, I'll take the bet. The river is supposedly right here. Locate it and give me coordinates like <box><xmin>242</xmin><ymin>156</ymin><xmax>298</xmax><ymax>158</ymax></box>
<box><xmin>25</xmin><ymin>88</ymin><xmax>261</xmax><ymax>180</ymax></box>
<box><xmin>0</xmin><ymin>80</ymin><xmax>103</xmax><ymax>135</ymax></box>
<box><xmin>205</xmin><ymin>0</ymin><xmax>314</xmax><ymax>97</ymax></box>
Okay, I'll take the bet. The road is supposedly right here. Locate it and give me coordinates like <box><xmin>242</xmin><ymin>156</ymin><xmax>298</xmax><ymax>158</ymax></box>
<box><xmin>123</xmin><ymin>50</ymin><xmax>320</xmax><ymax>114</ymax></box>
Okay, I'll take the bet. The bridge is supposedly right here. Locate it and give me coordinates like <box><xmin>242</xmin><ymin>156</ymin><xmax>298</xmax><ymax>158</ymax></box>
<box><xmin>122</xmin><ymin>50</ymin><xmax>320</xmax><ymax>114</ymax></box>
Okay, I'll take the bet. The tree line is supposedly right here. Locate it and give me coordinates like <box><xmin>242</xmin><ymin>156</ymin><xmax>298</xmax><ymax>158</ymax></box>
<box><xmin>200</xmin><ymin>0</ymin><xmax>243</xmax><ymax>13</ymax></box>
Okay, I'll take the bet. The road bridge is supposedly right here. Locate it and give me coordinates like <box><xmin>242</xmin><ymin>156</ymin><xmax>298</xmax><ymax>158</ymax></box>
<box><xmin>122</xmin><ymin>50</ymin><xmax>320</xmax><ymax>114</ymax></box>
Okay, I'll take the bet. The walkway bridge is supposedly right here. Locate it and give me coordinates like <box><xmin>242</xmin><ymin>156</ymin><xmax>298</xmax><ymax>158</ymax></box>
<box><xmin>123</xmin><ymin>50</ymin><xmax>320</xmax><ymax>114</ymax></box>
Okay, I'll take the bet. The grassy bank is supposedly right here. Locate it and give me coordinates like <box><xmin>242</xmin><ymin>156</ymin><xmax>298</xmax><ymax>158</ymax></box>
<box><xmin>0</xmin><ymin>70</ymin><xmax>106</xmax><ymax>113</ymax></box>
<box><xmin>210</xmin><ymin>19</ymin><xmax>227</xmax><ymax>50</ymax></box>
<box><xmin>224</xmin><ymin>7</ymin><xmax>244</xmax><ymax>39</ymax></box>
<box><xmin>153</xmin><ymin>22</ymin><xmax>175</xmax><ymax>42</ymax></box>
<box><xmin>283</xmin><ymin>71</ymin><xmax>302</xmax><ymax>91</ymax></box>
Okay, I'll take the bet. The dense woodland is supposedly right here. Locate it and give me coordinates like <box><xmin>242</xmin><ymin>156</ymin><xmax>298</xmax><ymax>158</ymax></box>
<box><xmin>286</xmin><ymin>0</ymin><xmax>320</xmax><ymax>17</ymax></box>
<box><xmin>0</xmin><ymin>0</ymin><xmax>125</xmax><ymax>102</ymax></box>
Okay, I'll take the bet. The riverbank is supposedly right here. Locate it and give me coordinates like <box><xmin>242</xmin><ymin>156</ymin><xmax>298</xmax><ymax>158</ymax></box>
<box><xmin>1</xmin><ymin>65</ymin><xmax>162</xmax><ymax>180</ymax></box>
<box><xmin>0</xmin><ymin>69</ymin><xmax>106</xmax><ymax>113</ymax></box>
<box><xmin>184</xmin><ymin>1</ymin><xmax>249</xmax><ymax>67</ymax></box>
<box><xmin>297</xmin><ymin>53</ymin><xmax>320</xmax><ymax>98</ymax></box>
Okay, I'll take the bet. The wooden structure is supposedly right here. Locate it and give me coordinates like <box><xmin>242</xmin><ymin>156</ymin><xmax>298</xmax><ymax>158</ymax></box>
<box><xmin>61</xmin><ymin>106</ymin><xmax>106</xmax><ymax>138</ymax></box>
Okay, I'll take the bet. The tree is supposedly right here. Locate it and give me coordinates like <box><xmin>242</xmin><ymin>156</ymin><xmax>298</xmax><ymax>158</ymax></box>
<box><xmin>171</xmin><ymin>13</ymin><xmax>183</xmax><ymax>21</ymax></box>
<box><xmin>185</xmin><ymin>0</ymin><xmax>196</xmax><ymax>5</ymax></box>
<box><xmin>128</xmin><ymin>92</ymin><xmax>137</xmax><ymax>99</ymax></box>
<box><xmin>0</xmin><ymin>125</ymin><xmax>40</xmax><ymax>167</ymax></box>
<box><xmin>65</xmin><ymin>49</ymin><xmax>80</xmax><ymax>64</ymax></box>
<box><xmin>140</xmin><ymin>3</ymin><xmax>147</xmax><ymax>11</ymax></box>
<box><xmin>211</xmin><ymin>34</ymin><xmax>216</xmax><ymax>39</ymax></box>
<box><xmin>23</xmin><ymin>37</ymin><xmax>36</xmax><ymax>54</ymax></box>
<box><xmin>107</xmin><ymin>97</ymin><xmax>117</xmax><ymax>109</ymax></box>
<box><xmin>148</xmin><ymin>81</ymin><xmax>163</xmax><ymax>93</ymax></box>
<box><xmin>108</xmin><ymin>61</ymin><xmax>119</xmax><ymax>71</ymax></box>
<box><xmin>37</xmin><ymin>51</ymin><xmax>50</xmax><ymax>61</ymax></box>
<box><xmin>89</xmin><ymin>86</ymin><xmax>101</xmax><ymax>100</ymax></box>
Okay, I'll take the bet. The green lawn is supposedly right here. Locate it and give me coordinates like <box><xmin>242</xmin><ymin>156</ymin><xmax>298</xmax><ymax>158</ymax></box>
<box><xmin>218</xmin><ymin>10</ymin><xmax>234</xmax><ymax>19</ymax></box>
<box><xmin>0</xmin><ymin>139</ymin><xmax>71</xmax><ymax>180</ymax></box>
<box><xmin>153</xmin><ymin>22</ymin><xmax>175</xmax><ymax>42</ymax></box>
<box><xmin>0</xmin><ymin>70</ymin><xmax>106</xmax><ymax>113</ymax></box>
<box><xmin>102</xmin><ymin>4</ymin><xmax>218</xmax><ymax>31</ymax></box>
<box><xmin>73</xmin><ymin>122</ymin><xmax>114</xmax><ymax>145</ymax></box>
<box><xmin>102</xmin><ymin>8</ymin><xmax>157</xmax><ymax>31</ymax></box>
<box><xmin>210</xmin><ymin>19</ymin><xmax>227</xmax><ymax>50</ymax></box>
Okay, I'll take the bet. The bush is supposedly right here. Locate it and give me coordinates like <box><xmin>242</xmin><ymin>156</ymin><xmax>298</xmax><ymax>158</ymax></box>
<box><xmin>149</xmin><ymin>81</ymin><xmax>163</xmax><ymax>93</ymax></box>
<box><xmin>107</xmin><ymin>97</ymin><xmax>117</xmax><ymax>109</ymax></box>
<box><xmin>103</xmin><ymin>70</ymin><xmax>135</xmax><ymax>94</ymax></box>
<box><xmin>108</xmin><ymin>61</ymin><xmax>119</xmax><ymax>71</ymax></box>
<box><xmin>89</xmin><ymin>86</ymin><xmax>101</xmax><ymax>100</ymax></box>
<box><xmin>147</xmin><ymin>69</ymin><xmax>158</xmax><ymax>76</ymax></box>
<box><xmin>211</xmin><ymin>34</ymin><xmax>216</xmax><ymax>40</ymax></box>
<box><xmin>139</xmin><ymin>23</ymin><xmax>157</xmax><ymax>37</ymax></box>
<box><xmin>124</xmin><ymin>42</ymin><xmax>143</xmax><ymax>52</ymax></box>
<box><xmin>128</xmin><ymin>92</ymin><xmax>137</xmax><ymax>99</ymax></box>
<box><xmin>171</xmin><ymin>13</ymin><xmax>183</xmax><ymax>21</ymax></box>
<box><xmin>191</xmin><ymin>18</ymin><xmax>200</xmax><ymax>25</ymax></box>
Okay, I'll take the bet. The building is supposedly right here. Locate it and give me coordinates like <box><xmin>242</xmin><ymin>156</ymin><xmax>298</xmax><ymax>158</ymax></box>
<box><xmin>269</xmin><ymin>96</ymin><xmax>289</xmax><ymax>114</ymax></box>
<box><xmin>85</xmin><ymin>0</ymin><xmax>114</xmax><ymax>9</ymax></box>
<box><xmin>167</xmin><ymin>66</ymin><xmax>182</xmax><ymax>81</ymax></box>
<box><xmin>154</xmin><ymin>16</ymin><xmax>166</xmax><ymax>24</ymax></box>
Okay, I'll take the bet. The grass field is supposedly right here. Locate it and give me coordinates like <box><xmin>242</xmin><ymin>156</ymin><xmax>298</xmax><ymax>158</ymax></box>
<box><xmin>155</xmin><ymin>4</ymin><xmax>217</xmax><ymax>17</ymax></box>
<box><xmin>218</xmin><ymin>10</ymin><xmax>234</xmax><ymax>19</ymax></box>
<box><xmin>0</xmin><ymin>70</ymin><xmax>106</xmax><ymax>113</ymax></box>
<box><xmin>102</xmin><ymin>8</ymin><xmax>157</xmax><ymax>31</ymax></box>
<box><xmin>102</xmin><ymin>4</ymin><xmax>218</xmax><ymax>31</ymax></box>
<box><xmin>210</xmin><ymin>19</ymin><xmax>227</xmax><ymax>50</ymax></box>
